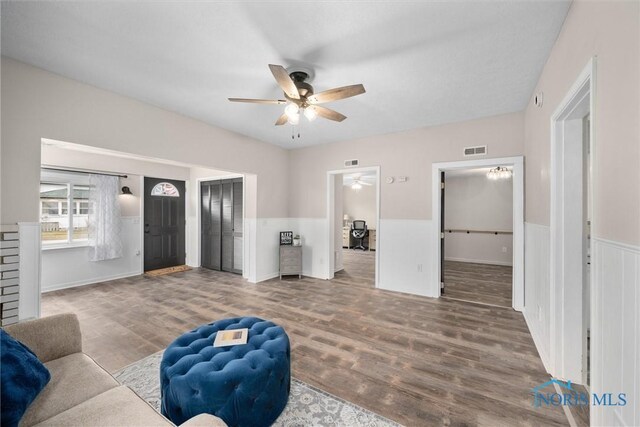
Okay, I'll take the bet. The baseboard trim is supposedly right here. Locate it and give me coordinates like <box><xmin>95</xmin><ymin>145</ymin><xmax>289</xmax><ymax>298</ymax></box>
<box><xmin>41</xmin><ymin>270</ymin><xmax>142</xmax><ymax>293</ymax></box>
<box><xmin>255</xmin><ymin>272</ymin><xmax>279</xmax><ymax>283</ymax></box>
<box><xmin>444</xmin><ymin>257</ymin><xmax>512</xmax><ymax>267</ymax></box>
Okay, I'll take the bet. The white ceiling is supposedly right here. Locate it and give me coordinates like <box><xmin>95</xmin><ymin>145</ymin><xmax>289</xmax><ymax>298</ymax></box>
<box><xmin>1</xmin><ymin>1</ymin><xmax>570</xmax><ymax>149</ymax></box>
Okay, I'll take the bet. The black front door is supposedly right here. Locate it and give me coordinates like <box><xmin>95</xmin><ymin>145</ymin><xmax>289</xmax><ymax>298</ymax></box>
<box><xmin>144</xmin><ymin>177</ymin><xmax>186</xmax><ymax>271</ymax></box>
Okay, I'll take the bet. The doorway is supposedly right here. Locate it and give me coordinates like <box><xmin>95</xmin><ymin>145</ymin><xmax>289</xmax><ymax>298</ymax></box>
<box><xmin>440</xmin><ymin>167</ymin><xmax>514</xmax><ymax>307</ymax></box>
<box><xmin>326</xmin><ymin>166</ymin><xmax>380</xmax><ymax>287</ymax></box>
<box><xmin>143</xmin><ymin>177</ymin><xmax>186</xmax><ymax>271</ymax></box>
<box><xmin>549</xmin><ymin>58</ymin><xmax>595</xmax><ymax>387</ymax></box>
<box><xmin>336</xmin><ymin>172</ymin><xmax>378</xmax><ymax>287</ymax></box>
<box><xmin>200</xmin><ymin>178</ymin><xmax>243</xmax><ymax>274</ymax></box>
<box><xmin>431</xmin><ymin>157</ymin><xmax>524</xmax><ymax>308</ymax></box>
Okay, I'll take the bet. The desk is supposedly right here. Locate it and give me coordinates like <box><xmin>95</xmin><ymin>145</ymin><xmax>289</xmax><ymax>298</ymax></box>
<box><xmin>342</xmin><ymin>227</ymin><xmax>376</xmax><ymax>251</ymax></box>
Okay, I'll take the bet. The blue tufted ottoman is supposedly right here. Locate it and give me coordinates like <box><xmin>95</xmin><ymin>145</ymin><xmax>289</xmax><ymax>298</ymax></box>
<box><xmin>160</xmin><ymin>317</ymin><xmax>291</xmax><ymax>427</ymax></box>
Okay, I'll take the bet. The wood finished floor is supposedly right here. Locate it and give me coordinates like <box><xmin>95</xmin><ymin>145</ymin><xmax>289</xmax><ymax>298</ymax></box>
<box><xmin>443</xmin><ymin>261</ymin><xmax>513</xmax><ymax>307</ymax></box>
<box><xmin>340</xmin><ymin>248</ymin><xmax>375</xmax><ymax>287</ymax></box>
<box><xmin>42</xmin><ymin>267</ymin><xmax>568</xmax><ymax>426</ymax></box>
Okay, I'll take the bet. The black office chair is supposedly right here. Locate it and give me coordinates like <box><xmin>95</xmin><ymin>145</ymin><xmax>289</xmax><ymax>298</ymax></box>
<box><xmin>351</xmin><ymin>220</ymin><xmax>368</xmax><ymax>251</ymax></box>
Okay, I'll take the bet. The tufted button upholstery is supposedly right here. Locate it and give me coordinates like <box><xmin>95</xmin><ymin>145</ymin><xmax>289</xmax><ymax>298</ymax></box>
<box><xmin>160</xmin><ymin>317</ymin><xmax>290</xmax><ymax>427</ymax></box>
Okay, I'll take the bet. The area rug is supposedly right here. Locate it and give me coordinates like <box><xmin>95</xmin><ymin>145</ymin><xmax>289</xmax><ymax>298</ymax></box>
<box><xmin>114</xmin><ymin>351</ymin><xmax>400</xmax><ymax>427</ymax></box>
<box><xmin>145</xmin><ymin>265</ymin><xmax>191</xmax><ymax>277</ymax></box>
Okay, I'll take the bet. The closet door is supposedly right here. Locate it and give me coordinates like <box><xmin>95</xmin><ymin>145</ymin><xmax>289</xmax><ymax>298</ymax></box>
<box><xmin>221</xmin><ymin>181</ymin><xmax>234</xmax><ymax>272</ymax></box>
<box><xmin>200</xmin><ymin>182</ymin><xmax>222</xmax><ymax>270</ymax></box>
<box><xmin>232</xmin><ymin>180</ymin><xmax>243</xmax><ymax>272</ymax></box>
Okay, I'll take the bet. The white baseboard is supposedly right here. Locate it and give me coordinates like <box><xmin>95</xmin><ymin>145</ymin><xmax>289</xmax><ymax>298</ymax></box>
<box><xmin>41</xmin><ymin>271</ymin><xmax>141</xmax><ymax>293</ymax></box>
<box><xmin>254</xmin><ymin>272</ymin><xmax>279</xmax><ymax>283</ymax></box>
<box><xmin>444</xmin><ymin>257</ymin><xmax>512</xmax><ymax>267</ymax></box>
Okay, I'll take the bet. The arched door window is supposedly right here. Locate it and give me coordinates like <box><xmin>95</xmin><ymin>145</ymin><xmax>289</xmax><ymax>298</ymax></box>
<box><xmin>150</xmin><ymin>182</ymin><xmax>180</xmax><ymax>197</ymax></box>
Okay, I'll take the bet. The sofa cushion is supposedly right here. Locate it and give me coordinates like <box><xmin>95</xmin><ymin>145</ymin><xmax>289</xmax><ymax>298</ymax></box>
<box><xmin>0</xmin><ymin>329</ymin><xmax>51</xmax><ymax>427</ymax></box>
<box><xmin>21</xmin><ymin>353</ymin><xmax>119</xmax><ymax>426</ymax></box>
<box><xmin>32</xmin><ymin>386</ymin><xmax>172</xmax><ymax>427</ymax></box>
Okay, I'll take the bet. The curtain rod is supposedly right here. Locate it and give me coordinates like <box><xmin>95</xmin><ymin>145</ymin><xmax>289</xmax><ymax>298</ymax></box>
<box><xmin>41</xmin><ymin>166</ymin><xmax>127</xmax><ymax>179</ymax></box>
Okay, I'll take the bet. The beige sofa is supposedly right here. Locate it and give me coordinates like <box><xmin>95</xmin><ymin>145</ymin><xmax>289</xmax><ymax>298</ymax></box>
<box><xmin>5</xmin><ymin>313</ymin><xmax>226</xmax><ymax>427</ymax></box>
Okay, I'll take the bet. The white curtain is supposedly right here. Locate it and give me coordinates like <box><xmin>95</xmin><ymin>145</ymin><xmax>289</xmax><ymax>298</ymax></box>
<box><xmin>88</xmin><ymin>174</ymin><xmax>123</xmax><ymax>261</ymax></box>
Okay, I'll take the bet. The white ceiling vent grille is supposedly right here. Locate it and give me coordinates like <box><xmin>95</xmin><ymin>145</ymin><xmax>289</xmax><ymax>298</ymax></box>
<box><xmin>463</xmin><ymin>145</ymin><xmax>487</xmax><ymax>157</ymax></box>
<box><xmin>344</xmin><ymin>159</ymin><xmax>359</xmax><ymax>167</ymax></box>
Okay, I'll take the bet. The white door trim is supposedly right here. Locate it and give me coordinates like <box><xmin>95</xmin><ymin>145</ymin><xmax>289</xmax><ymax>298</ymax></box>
<box><xmin>549</xmin><ymin>57</ymin><xmax>596</xmax><ymax>385</ymax></box>
<box><xmin>431</xmin><ymin>156</ymin><xmax>524</xmax><ymax>310</ymax></box>
<box><xmin>326</xmin><ymin>166</ymin><xmax>381</xmax><ymax>287</ymax></box>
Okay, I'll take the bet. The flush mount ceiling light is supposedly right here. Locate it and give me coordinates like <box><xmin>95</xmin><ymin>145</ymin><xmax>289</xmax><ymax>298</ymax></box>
<box><xmin>229</xmin><ymin>64</ymin><xmax>365</xmax><ymax>127</ymax></box>
<box><xmin>487</xmin><ymin>166</ymin><xmax>512</xmax><ymax>180</ymax></box>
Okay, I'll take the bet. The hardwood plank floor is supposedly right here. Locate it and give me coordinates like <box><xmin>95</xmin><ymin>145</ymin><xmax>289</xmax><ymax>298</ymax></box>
<box><xmin>41</xmin><ymin>268</ymin><xmax>567</xmax><ymax>426</ymax></box>
<box><xmin>443</xmin><ymin>261</ymin><xmax>513</xmax><ymax>307</ymax></box>
<box><xmin>340</xmin><ymin>248</ymin><xmax>375</xmax><ymax>287</ymax></box>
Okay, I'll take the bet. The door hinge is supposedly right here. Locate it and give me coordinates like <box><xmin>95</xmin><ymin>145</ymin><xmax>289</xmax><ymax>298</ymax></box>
<box><xmin>441</xmin><ymin>182</ymin><xmax>445</xmax><ymax>189</ymax></box>
<box><xmin>440</xmin><ymin>232</ymin><xmax>444</xmax><ymax>239</ymax></box>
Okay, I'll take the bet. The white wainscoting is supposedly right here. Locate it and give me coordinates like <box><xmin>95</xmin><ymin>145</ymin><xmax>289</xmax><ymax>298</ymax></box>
<box><xmin>254</xmin><ymin>218</ymin><xmax>291</xmax><ymax>282</ymax></box>
<box><xmin>40</xmin><ymin>217</ymin><xmax>142</xmax><ymax>292</ymax></box>
<box><xmin>290</xmin><ymin>218</ymin><xmax>329</xmax><ymax>279</ymax></box>
<box><xmin>591</xmin><ymin>238</ymin><xmax>639</xmax><ymax>427</ymax></box>
<box><xmin>444</xmin><ymin>232</ymin><xmax>513</xmax><ymax>266</ymax></box>
<box><xmin>523</xmin><ymin>222</ymin><xmax>551</xmax><ymax>372</ymax></box>
<box><xmin>18</xmin><ymin>222</ymin><xmax>41</xmax><ymax>320</ymax></box>
<box><xmin>523</xmin><ymin>224</ymin><xmax>640</xmax><ymax>426</ymax></box>
<box><xmin>378</xmin><ymin>219</ymin><xmax>435</xmax><ymax>297</ymax></box>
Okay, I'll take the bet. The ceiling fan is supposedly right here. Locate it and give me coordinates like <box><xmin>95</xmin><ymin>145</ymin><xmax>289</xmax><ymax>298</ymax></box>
<box><xmin>348</xmin><ymin>175</ymin><xmax>374</xmax><ymax>190</ymax></box>
<box><xmin>228</xmin><ymin>64</ymin><xmax>365</xmax><ymax>126</ymax></box>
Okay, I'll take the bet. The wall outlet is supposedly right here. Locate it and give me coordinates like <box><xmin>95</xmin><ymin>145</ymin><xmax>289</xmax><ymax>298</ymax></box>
<box><xmin>502</xmin><ymin>246</ymin><xmax>508</xmax><ymax>253</ymax></box>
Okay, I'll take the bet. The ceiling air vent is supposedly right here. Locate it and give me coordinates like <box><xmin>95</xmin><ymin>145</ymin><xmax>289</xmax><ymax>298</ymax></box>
<box><xmin>344</xmin><ymin>159</ymin><xmax>359</xmax><ymax>167</ymax></box>
<box><xmin>463</xmin><ymin>145</ymin><xmax>487</xmax><ymax>157</ymax></box>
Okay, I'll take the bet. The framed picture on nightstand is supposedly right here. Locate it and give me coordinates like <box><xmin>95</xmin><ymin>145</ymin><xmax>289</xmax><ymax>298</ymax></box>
<box><xmin>279</xmin><ymin>231</ymin><xmax>293</xmax><ymax>245</ymax></box>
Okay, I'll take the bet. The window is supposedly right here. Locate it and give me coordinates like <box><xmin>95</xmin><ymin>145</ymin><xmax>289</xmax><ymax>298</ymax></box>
<box><xmin>40</xmin><ymin>182</ymin><xmax>90</xmax><ymax>245</ymax></box>
<box><xmin>151</xmin><ymin>182</ymin><xmax>180</xmax><ymax>197</ymax></box>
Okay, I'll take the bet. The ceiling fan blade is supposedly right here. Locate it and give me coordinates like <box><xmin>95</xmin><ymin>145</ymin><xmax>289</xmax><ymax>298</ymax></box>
<box><xmin>308</xmin><ymin>84</ymin><xmax>365</xmax><ymax>104</ymax></box>
<box><xmin>228</xmin><ymin>98</ymin><xmax>287</xmax><ymax>104</ymax></box>
<box><xmin>310</xmin><ymin>105</ymin><xmax>347</xmax><ymax>122</ymax></box>
<box><xmin>275</xmin><ymin>113</ymin><xmax>288</xmax><ymax>126</ymax></box>
<box><xmin>268</xmin><ymin>64</ymin><xmax>300</xmax><ymax>100</ymax></box>
<box><xmin>358</xmin><ymin>181</ymin><xmax>373</xmax><ymax>186</ymax></box>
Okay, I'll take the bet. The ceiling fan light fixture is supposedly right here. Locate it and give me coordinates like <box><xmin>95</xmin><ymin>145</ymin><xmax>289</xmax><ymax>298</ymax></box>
<box><xmin>287</xmin><ymin>112</ymin><xmax>300</xmax><ymax>125</ymax></box>
<box><xmin>284</xmin><ymin>103</ymin><xmax>299</xmax><ymax>118</ymax></box>
<box><xmin>303</xmin><ymin>107</ymin><xmax>318</xmax><ymax>122</ymax></box>
<box><xmin>351</xmin><ymin>182</ymin><xmax>362</xmax><ymax>191</ymax></box>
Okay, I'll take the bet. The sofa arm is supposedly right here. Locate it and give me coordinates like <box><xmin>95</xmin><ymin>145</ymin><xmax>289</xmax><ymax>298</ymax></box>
<box><xmin>180</xmin><ymin>414</ymin><xmax>227</xmax><ymax>427</ymax></box>
<box><xmin>3</xmin><ymin>313</ymin><xmax>82</xmax><ymax>363</ymax></box>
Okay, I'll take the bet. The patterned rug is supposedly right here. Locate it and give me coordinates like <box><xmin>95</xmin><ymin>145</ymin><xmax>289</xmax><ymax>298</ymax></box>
<box><xmin>114</xmin><ymin>351</ymin><xmax>400</xmax><ymax>427</ymax></box>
